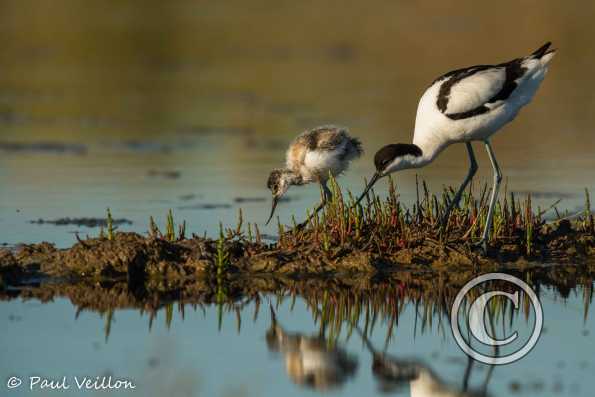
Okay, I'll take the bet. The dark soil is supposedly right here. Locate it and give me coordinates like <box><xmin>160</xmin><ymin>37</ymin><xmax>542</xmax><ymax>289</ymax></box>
<box><xmin>1</xmin><ymin>218</ymin><xmax>594</xmax><ymax>292</ymax></box>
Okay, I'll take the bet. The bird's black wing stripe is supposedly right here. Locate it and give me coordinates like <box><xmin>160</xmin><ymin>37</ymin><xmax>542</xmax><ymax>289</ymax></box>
<box><xmin>432</xmin><ymin>64</ymin><xmax>493</xmax><ymax>89</ymax></box>
<box><xmin>445</xmin><ymin>105</ymin><xmax>491</xmax><ymax>120</ymax></box>
<box><xmin>435</xmin><ymin>65</ymin><xmax>494</xmax><ymax>113</ymax></box>
<box><xmin>436</xmin><ymin>59</ymin><xmax>527</xmax><ymax>120</ymax></box>
<box><xmin>488</xmin><ymin>58</ymin><xmax>526</xmax><ymax>103</ymax></box>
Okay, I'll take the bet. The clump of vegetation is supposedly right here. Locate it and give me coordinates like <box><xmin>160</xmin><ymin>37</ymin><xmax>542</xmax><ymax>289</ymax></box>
<box><xmin>148</xmin><ymin>216</ymin><xmax>159</xmax><ymax>238</ymax></box>
<box><xmin>265</xmin><ymin>175</ymin><xmax>592</xmax><ymax>260</ymax></box>
<box><xmin>119</xmin><ymin>176</ymin><xmax>592</xmax><ymax>276</ymax></box>
<box><xmin>166</xmin><ymin>209</ymin><xmax>176</xmax><ymax>241</ymax></box>
<box><xmin>216</xmin><ymin>222</ymin><xmax>230</xmax><ymax>277</ymax></box>
<box><xmin>2</xmin><ymin>181</ymin><xmax>594</xmax><ymax>287</ymax></box>
<box><xmin>106</xmin><ymin>208</ymin><xmax>115</xmax><ymax>241</ymax></box>
<box><xmin>140</xmin><ymin>178</ymin><xmax>594</xmax><ymax>268</ymax></box>
<box><xmin>585</xmin><ymin>189</ymin><xmax>594</xmax><ymax>235</ymax></box>
<box><xmin>145</xmin><ymin>210</ymin><xmax>186</xmax><ymax>242</ymax></box>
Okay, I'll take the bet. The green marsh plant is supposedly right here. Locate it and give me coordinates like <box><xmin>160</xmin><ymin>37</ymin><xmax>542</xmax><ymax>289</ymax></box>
<box><xmin>106</xmin><ymin>208</ymin><xmax>115</xmax><ymax>241</ymax></box>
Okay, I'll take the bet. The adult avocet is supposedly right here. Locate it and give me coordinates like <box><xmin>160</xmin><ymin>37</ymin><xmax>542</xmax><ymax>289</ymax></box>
<box><xmin>356</xmin><ymin>42</ymin><xmax>556</xmax><ymax>252</ymax></box>
<box><xmin>266</xmin><ymin>125</ymin><xmax>363</xmax><ymax>225</ymax></box>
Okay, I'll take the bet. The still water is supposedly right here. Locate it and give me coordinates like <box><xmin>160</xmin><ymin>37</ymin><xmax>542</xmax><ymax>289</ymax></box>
<box><xmin>0</xmin><ymin>283</ymin><xmax>593</xmax><ymax>397</ymax></box>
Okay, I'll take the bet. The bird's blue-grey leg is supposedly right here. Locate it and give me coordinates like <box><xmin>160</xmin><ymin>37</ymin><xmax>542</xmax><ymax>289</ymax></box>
<box><xmin>440</xmin><ymin>142</ymin><xmax>478</xmax><ymax>227</ymax></box>
<box><xmin>476</xmin><ymin>140</ymin><xmax>502</xmax><ymax>252</ymax></box>
<box><xmin>296</xmin><ymin>181</ymin><xmax>332</xmax><ymax>229</ymax></box>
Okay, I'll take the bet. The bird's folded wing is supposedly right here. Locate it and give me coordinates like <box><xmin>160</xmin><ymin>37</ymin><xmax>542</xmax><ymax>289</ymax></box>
<box><xmin>436</xmin><ymin>64</ymin><xmax>524</xmax><ymax>120</ymax></box>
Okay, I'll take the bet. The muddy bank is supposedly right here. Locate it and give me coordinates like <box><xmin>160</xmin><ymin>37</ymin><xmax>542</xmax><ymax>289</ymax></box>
<box><xmin>0</xmin><ymin>219</ymin><xmax>593</xmax><ymax>290</ymax></box>
<box><xmin>2</xmin><ymin>184</ymin><xmax>594</xmax><ymax>289</ymax></box>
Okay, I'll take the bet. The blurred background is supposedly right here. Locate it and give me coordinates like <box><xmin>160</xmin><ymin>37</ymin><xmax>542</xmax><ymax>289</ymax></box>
<box><xmin>1</xmin><ymin>0</ymin><xmax>594</xmax><ymax>246</ymax></box>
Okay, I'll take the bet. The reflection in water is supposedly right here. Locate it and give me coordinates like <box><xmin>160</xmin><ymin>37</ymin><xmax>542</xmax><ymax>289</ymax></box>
<box><xmin>266</xmin><ymin>305</ymin><xmax>358</xmax><ymax>391</ymax></box>
<box><xmin>1</xmin><ymin>270</ymin><xmax>592</xmax><ymax>396</ymax></box>
<box><xmin>357</xmin><ymin>327</ymin><xmax>494</xmax><ymax>397</ymax></box>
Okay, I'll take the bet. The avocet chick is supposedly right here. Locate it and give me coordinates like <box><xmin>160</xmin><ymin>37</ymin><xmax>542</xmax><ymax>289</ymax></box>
<box><xmin>266</xmin><ymin>125</ymin><xmax>363</xmax><ymax>225</ymax></box>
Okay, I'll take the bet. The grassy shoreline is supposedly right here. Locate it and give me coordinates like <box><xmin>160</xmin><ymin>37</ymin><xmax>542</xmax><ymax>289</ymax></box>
<box><xmin>1</xmin><ymin>181</ymin><xmax>594</xmax><ymax>290</ymax></box>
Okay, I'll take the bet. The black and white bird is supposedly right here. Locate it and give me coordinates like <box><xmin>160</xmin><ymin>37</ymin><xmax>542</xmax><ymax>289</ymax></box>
<box><xmin>356</xmin><ymin>42</ymin><xmax>556</xmax><ymax>252</ymax></box>
<box><xmin>266</xmin><ymin>125</ymin><xmax>363</xmax><ymax>225</ymax></box>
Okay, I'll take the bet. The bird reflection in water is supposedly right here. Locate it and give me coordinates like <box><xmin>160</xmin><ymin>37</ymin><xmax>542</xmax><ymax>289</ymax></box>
<box><xmin>265</xmin><ymin>305</ymin><xmax>358</xmax><ymax>391</ymax></box>
<box><xmin>357</xmin><ymin>317</ymin><xmax>497</xmax><ymax>396</ymax></box>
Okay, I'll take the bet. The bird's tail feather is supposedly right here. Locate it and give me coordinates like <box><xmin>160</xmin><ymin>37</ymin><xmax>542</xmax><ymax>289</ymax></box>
<box><xmin>531</xmin><ymin>41</ymin><xmax>556</xmax><ymax>58</ymax></box>
<box><xmin>539</xmin><ymin>50</ymin><xmax>556</xmax><ymax>65</ymax></box>
<box><xmin>529</xmin><ymin>41</ymin><xmax>556</xmax><ymax>66</ymax></box>
<box><xmin>531</xmin><ymin>42</ymin><xmax>552</xmax><ymax>58</ymax></box>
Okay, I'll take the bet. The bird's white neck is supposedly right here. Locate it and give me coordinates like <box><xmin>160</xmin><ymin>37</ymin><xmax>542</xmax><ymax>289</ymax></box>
<box><xmin>412</xmin><ymin>136</ymin><xmax>448</xmax><ymax>168</ymax></box>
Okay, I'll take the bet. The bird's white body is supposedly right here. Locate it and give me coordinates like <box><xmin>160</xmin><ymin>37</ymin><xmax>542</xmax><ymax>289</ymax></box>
<box><xmin>408</xmin><ymin>48</ymin><xmax>556</xmax><ymax>168</ymax></box>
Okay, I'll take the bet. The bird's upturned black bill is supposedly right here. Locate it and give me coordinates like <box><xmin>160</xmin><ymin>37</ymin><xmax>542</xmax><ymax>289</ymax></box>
<box><xmin>354</xmin><ymin>172</ymin><xmax>382</xmax><ymax>207</ymax></box>
<box><xmin>265</xmin><ymin>196</ymin><xmax>279</xmax><ymax>225</ymax></box>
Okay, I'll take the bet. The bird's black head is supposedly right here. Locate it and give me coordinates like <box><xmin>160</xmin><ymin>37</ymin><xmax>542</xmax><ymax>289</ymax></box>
<box><xmin>373</xmin><ymin>144</ymin><xmax>422</xmax><ymax>174</ymax></box>
<box><xmin>354</xmin><ymin>143</ymin><xmax>423</xmax><ymax>208</ymax></box>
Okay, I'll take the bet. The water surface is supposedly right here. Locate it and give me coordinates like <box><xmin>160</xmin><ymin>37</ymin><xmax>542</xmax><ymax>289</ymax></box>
<box><xmin>1</xmin><ymin>282</ymin><xmax>592</xmax><ymax>396</ymax></box>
